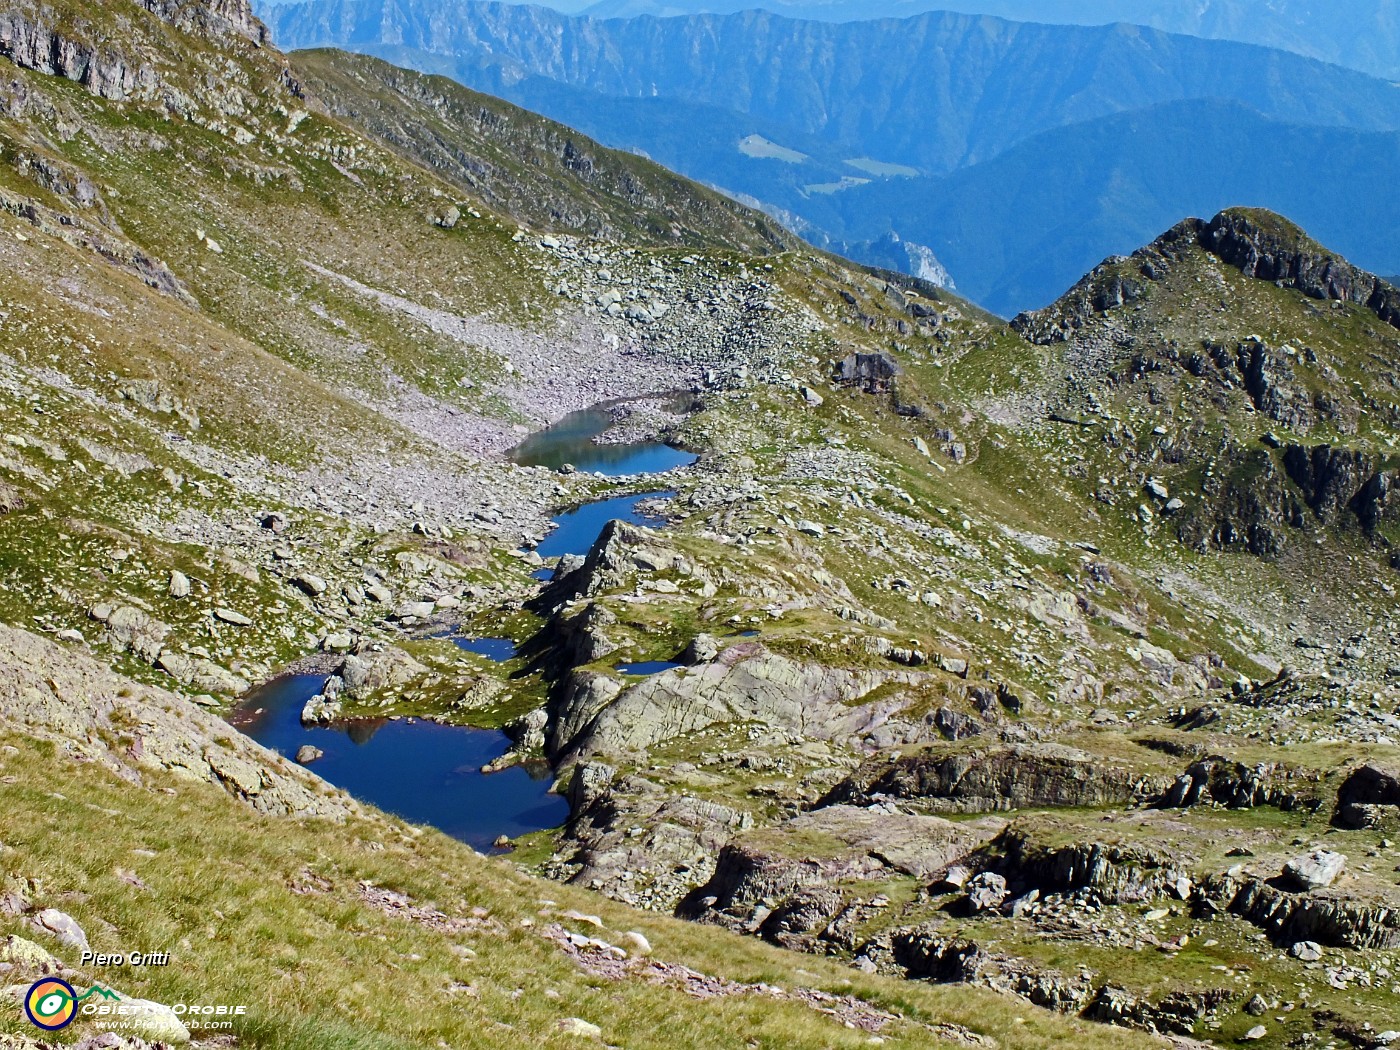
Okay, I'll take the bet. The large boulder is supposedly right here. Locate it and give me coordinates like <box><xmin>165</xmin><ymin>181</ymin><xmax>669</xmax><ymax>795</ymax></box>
<box><xmin>1334</xmin><ymin>763</ymin><xmax>1400</xmax><ymax>829</ymax></box>
<box><xmin>1281</xmin><ymin>849</ymin><xmax>1347</xmax><ymax>891</ymax></box>
<box><xmin>337</xmin><ymin>649</ymin><xmax>427</xmax><ymax>700</ymax></box>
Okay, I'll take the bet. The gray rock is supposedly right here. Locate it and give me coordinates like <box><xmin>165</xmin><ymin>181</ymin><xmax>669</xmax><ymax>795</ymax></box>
<box><xmin>504</xmin><ymin>708</ymin><xmax>548</xmax><ymax>752</ymax></box>
<box><xmin>338</xmin><ymin>649</ymin><xmax>427</xmax><ymax>700</ymax></box>
<box><xmin>295</xmin><ymin>745</ymin><xmax>324</xmax><ymax>765</ymax></box>
<box><xmin>1243</xmin><ymin>1025</ymin><xmax>1267</xmax><ymax>1041</ymax></box>
<box><xmin>557</xmin><ymin>1017</ymin><xmax>602</xmax><ymax>1039</ymax></box>
<box><xmin>168</xmin><ymin>570</ymin><xmax>191</xmax><ymax>598</ymax></box>
<box><xmin>322</xmin><ymin>632</ymin><xmax>353</xmax><ymax>652</ymax></box>
<box><xmin>30</xmin><ymin>908</ymin><xmax>88</xmax><ymax>952</ymax></box>
<box><xmin>1291</xmin><ymin>940</ymin><xmax>1324</xmax><ymax>961</ymax></box>
<box><xmin>212</xmin><ymin>607</ymin><xmax>252</xmax><ymax>627</ymax></box>
<box><xmin>300</xmin><ymin>693</ymin><xmax>342</xmax><ymax>726</ymax></box>
<box><xmin>682</xmin><ymin>633</ymin><xmax>721</xmax><ymax>664</ymax></box>
<box><xmin>294</xmin><ymin>573</ymin><xmax>327</xmax><ymax>597</ymax></box>
<box><xmin>965</xmin><ymin>872</ymin><xmax>1008</xmax><ymax>913</ymax></box>
<box><xmin>105</xmin><ymin>606</ymin><xmax>170</xmax><ymax>661</ymax></box>
<box><xmin>1244</xmin><ymin>993</ymin><xmax>1268</xmax><ymax>1016</ymax></box>
<box><xmin>1282</xmin><ymin>849</ymin><xmax>1346</xmax><ymax>890</ymax></box>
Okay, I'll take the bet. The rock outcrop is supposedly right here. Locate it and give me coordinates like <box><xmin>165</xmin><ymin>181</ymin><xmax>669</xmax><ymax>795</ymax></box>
<box><xmin>859</xmin><ymin>924</ymin><xmax>1229</xmax><ymax>1034</ymax></box>
<box><xmin>1015</xmin><ymin>208</ymin><xmax>1400</xmax><ymax>342</ymax></box>
<box><xmin>0</xmin><ymin>9</ymin><xmax>157</xmax><ymax>101</ymax></box>
<box><xmin>557</xmin><ymin>762</ymin><xmax>754</xmax><ymax>911</ymax></box>
<box><xmin>1201</xmin><ymin>209</ymin><xmax>1400</xmax><ymax>330</ymax></box>
<box><xmin>681</xmin><ymin>806</ymin><xmax>1001</xmax><ymax>932</ymax></box>
<box><xmin>1334</xmin><ymin>762</ymin><xmax>1400</xmax><ymax>829</ymax></box>
<box><xmin>1197</xmin><ymin>871</ymin><xmax>1400</xmax><ymax>949</ymax></box>
<box><xmin>1282</xmin><ymin>443</ymin><xmax>1397</xmax><ymax>532</ymax></box>
<box><xmin>549</xmin><ymin>643</ymin><xmax>923</xmax><ymax>759</ymax></box>
<box><xmin>137</xmin><ymin>0</ymin><xmax>270</xmax><ymax>45</ymax></box>
<box><xmin>823</xmin><ymin>744</ymin><xmax>1161</xmax><ymax>813</ymax></box>
<box><xmin>994</xmin><ymin>827</ymin><xmax>1187</xmax><ymax>903</ymax></box>
<box><xmin>0</xmin><ymin>623</ymin><xmax>353</xmax><ymax>820</ymax></box>
<box><xmin>1158</xmin><ymin>756</ymin><xmax>1317</xmax><ymax>811</ymax></box>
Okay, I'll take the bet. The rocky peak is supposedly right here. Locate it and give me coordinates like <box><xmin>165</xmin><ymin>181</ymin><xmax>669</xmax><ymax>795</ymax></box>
<box><xmin>1014</xmin><ymin>208</ymin><xmax>1400</xmax><ymax>343</ymax></box>
<box><xmin>137</xmin><ymin>0</ymin><xmax>270</xmax><ymax>46</ymax></box>
<box><xmin>1203</xmin><ymin>208</ymin><xmax>1400</xmax><ymax>327</ymax></box>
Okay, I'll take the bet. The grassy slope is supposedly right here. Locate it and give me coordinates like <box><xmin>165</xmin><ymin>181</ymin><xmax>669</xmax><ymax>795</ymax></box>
<box><xmin>290</xmin><ymin>49</ymin><xmax>800</xmax><ymax>256</ymax></box>
<box><xmin>0</xmin><ymin>731</ymin><xmax>1157</xmax><ymax>1050</ymax></box>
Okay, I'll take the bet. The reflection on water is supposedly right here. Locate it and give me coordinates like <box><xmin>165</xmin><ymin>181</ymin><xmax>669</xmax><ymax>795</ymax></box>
<box><xmin>230</xmin><ymin>675</ymin><xmax>567</xmax><ymax>851</ymax></box>
<box><xmin>510</xmin><ymin>407</ymin><xmax>697</xmax><ymax>475</ymax></box>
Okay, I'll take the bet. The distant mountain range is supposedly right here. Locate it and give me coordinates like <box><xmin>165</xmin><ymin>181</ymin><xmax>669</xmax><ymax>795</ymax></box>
<box><xmin>583</xmin><ymin>2</ymin><xmax>1400</xmax><ymax>82</ymax></box>
<box><xmin>262</xmin><ymin>0</ymin><xmax>1400</xmax><ymax>80</ymax></box>
<box><xmin>817</xmin><ymin>100</ymin><xmax>1400</xmax><ymax>315</ymax></box>
<box><xmin>265</xmin><ymin>0</ymin><xmax>1400</xmax><ymax>312</ymax></box>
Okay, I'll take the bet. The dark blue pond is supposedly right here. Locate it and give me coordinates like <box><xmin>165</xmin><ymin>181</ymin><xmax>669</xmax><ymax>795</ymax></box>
<box><xmin>447</xmin><ymin>636</ymin><xmax>517</xmax><ymax>662</ymax></box>
<box><xmin>231</xmin><ymin>675</ymin><xmax>567</xmax><ymax>851</ymax></box>
<box><xmin>536</xmin><ymin>491</ymin><xmax>675</xmax><ymax>560</ymax></box>
<box><xmin>510</xmin><ymin>407</ymin><xmax>697</xmax><ymax>476</ymax></box>
<box><xmin>619</xmin><ymin>661</ymin><xmax>683</xmax><ymax>676</ymax></box>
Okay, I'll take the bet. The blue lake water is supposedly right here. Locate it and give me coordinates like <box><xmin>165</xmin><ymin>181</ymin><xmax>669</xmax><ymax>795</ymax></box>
<box><xmin>536</xmin><ymin>491</ymin><xmax>675</xmax><ymax>560</ymax></box>
<box><xmin>231</xmin><ymin>675</ymin><xmax>568</xmax><ymax>851</ymax></box>
<box><xmin>510</xmin><ymin>407</ymin><xmax>697</xmax><ymax>476</ymax></box>
<box><xmin>619</xmin><ymin>661</ymin><xmax>683</xmax><ymax>675</ymax></box>
<box><xmin>446</xmin><ymin>636</ymin><xmax>518</xmax><ymax>662</ymax></box>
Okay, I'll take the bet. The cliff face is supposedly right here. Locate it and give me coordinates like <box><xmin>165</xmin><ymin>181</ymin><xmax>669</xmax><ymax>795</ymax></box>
<box><xmin>139</xmin><ymin>0</ymin><xmax>271</xmax><ymax>45</ymax></box>
<box><xmin>0</xmin><ymin>0</ymin><xmax>272</xmax><ymax>104</ymax></box>
<box><xmin>0</xmin><ymin>9</ymin><xmax>157</xmax><ymax>100</ymax></box>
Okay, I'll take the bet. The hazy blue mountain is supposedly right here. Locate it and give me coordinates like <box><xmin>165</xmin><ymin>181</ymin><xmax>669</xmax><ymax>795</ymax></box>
<box><xmin>265</xmin><ymin>2</ymin><xmax>1400</xmax><ymax>175</ymax></box>
<box><xmin>817</xmin><ymin>100</ymin><xmax>1400</xmax><ymax>316</ymax></box>
<box><xmin>580</xmin><ymin>0</ymin><xmax>1400</xmax><ymax>81</ymax></box>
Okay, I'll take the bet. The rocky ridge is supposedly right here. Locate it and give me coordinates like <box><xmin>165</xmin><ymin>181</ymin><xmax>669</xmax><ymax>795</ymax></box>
<box><xmin>0</xmin><ymin>1</ymin><xmax>1397</xmax><ymax>1045</ymax></box>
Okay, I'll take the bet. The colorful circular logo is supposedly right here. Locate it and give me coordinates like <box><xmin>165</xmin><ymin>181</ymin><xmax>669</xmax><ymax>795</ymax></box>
<box><xmin>24</xmin><ymin>978</ymin><xmax>77</xmax><ymax>1030</ymax></box>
